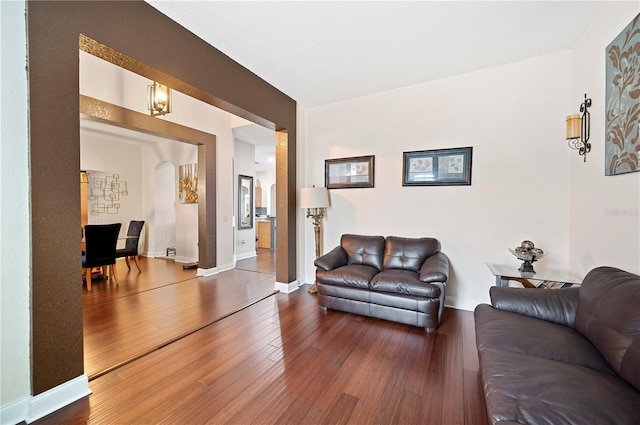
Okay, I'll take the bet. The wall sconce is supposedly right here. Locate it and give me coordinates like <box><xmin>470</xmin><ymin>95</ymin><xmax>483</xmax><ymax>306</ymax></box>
<box><xmin>565</xmin><ymin>94</ymin><xmax>591</xmax><ymax>162</ymax></box>
<box><xmin>300</xmin><ymin>186</ymin><xmax>330</xmax><ymax>294</ymax></box>
<box><xmin>147</xmin><ymin>82</ymin><xmax>172</xmax><ymax>116</ymax></box>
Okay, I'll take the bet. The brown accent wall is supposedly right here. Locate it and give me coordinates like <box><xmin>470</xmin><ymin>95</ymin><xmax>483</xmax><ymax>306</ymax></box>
<box><xmin>27</xmin><ymin>0</ymin><xmax>296</xmax><ymax>395</ymax></box>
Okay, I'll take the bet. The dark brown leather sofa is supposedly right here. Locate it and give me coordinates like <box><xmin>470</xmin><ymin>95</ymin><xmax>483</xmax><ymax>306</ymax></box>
<box><xmin>475</xmin><ymin>266</ymin><xmax>640</xmax><ymax>425</ymax></box>
<box><xmin>315</xmin><ymin>234</ymin><xmax>449</xmax><ymax>332</ymax></box>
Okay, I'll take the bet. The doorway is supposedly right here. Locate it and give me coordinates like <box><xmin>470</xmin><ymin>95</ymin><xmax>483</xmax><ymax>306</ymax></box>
<box><xmin>27</xmin><ymin>1</ymin><xmax>297</xmax><ymax>396</ymax></box>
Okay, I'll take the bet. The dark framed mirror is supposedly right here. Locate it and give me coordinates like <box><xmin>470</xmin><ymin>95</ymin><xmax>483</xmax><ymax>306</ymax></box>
<box><xmin>238</xmin><ymin>174</ymin><xmax>254</xmax><ymax>229</ymax></box>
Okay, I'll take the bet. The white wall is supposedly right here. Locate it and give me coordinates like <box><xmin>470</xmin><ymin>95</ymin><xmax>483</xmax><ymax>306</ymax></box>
<box><xmin>81</xmin><ymin>134</ymin><xmax>143</xmax><ymax>232</ymax></box>
<box><xmin>153</xmin><ymin>161</ymin><xmax>177</xmax><ymax>257</ymax></box>
<box><xmin>0</xmin><ymin>0</ymin><xmax>31</xmax><ymax>414</ymax></box>
<box><xmin>569</xmin><ymin>3</ymin><xmax>640</xmax><ymax>276</ymax></box>
<box><xmin>174</xmin><ymin>147</ymin><xmax>199</xmax><ymax>262</ymax></box>
<box><xmin>304</xmin><ymin>51</ymin><xmax>574</xmax><ymax>309</ymax></box>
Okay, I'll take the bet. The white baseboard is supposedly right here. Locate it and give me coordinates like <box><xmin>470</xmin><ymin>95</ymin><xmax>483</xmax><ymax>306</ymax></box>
<box><xmin>195</xmin><ymin>261</ymin><xmax>235</xmax><ymax>277</ymax></box>
<box><xmin>275</xmin><ymin>280</ymin><xmax>299</xmax><ymax>293</ymax></box>
<box><xmin>1</xmin><ymin>395</ymin><xmax>30</xmax><ymax>425</ymax></box>
<box><xmin>172</xmin><ymin>256</ymin><xmax>198</xmax><ymax>263</ymax></box>
<box><xmin>196</xmin><ymin>267</ymin><xmax>219</xmax><ymax>277</ymax></box>
<box><xmin>444</xmin><ymin>296</ymin><xmax>481</xmax><ymax>312</ymax></box>
<box><xmin>235</xmin><ymin>251</ymin><xmax>257</xmax><ymax>261</ymax></box>
<box><xmin>0</xmin><ymin>375</ymin><xmax>91</xmax><ymax>424</ymax></box>
<box><xmin>217</xmin><ymin>262</ymin><xmax>235</xmax><ymax>273</ymax></box>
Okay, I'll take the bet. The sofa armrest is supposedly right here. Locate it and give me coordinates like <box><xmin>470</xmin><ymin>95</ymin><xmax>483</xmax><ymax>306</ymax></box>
<box><xmin>490</xmin><ymin>286</ymin><xmax>580</xmax><ymax>328</ymax></box>
<box><xmin>314</xmin><ymin>246</ymin><xmax>348</xmax><ymax>271</ymax></box>
<box><xmin>419</xmin><ymin>251</ymin><xmax>449</xmax><ymax>283</ymax></box>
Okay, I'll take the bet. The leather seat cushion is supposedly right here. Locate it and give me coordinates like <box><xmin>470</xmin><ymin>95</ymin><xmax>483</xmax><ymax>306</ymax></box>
<box><xmin>317</xmin><ymin>283</ymin><xmax>371</xmax><ymax>304</ymax></box>
<box><xmin>475</xmin><ymin>304</ymin><xmax>614</xmax><ymax>375</ymax></box>
<box><xmin>479</xmin><ymin>348</ymin><xmax>640</xmax><ymax>425</ymax></box>
<box><xmin>370</xmin><ymin>269</ymin><xmax>440</xmax><ymax>298</ymax></box>
<box><xmin>316</xmin><ymin>264</ymin><xmax>379</xmax><ymax>289</ymax></box>
<box><xmin>369</xmin><ymin>291</ymin><xmax>439</xmax><ymax>314</ymax></box>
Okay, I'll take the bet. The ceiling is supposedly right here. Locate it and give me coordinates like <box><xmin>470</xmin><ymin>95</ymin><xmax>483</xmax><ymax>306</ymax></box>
<box><xmin>147</xmin><ymin>0</ymin><xmax>607</xmax><ymax>108</ymax></box>
<box><xmin>86</xmin><ymin>1</ymin><xmax>611</xmax><ymax>171</ymax></box>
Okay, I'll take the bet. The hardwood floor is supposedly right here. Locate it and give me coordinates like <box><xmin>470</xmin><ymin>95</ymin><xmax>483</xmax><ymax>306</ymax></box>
<box><xmin>83</xmin><ymin>251</ymin><xmax>277</xmax><ymax>379</ymax></box>
<box><xmin>235</xmin><ymin>248</ymin><xmax>276</xmax><ymax>275</ymax></box>
<box><xmin>36</xmin><ymin>250</ymin><xmax>488</xmax><ymax>424</ymax></box>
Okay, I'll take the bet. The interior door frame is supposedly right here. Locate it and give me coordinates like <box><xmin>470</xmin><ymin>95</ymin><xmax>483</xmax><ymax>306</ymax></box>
<box><xmin>27</xmin><ymin>0</ymin><xmax>297</xmax><ymax>395</ymax></box>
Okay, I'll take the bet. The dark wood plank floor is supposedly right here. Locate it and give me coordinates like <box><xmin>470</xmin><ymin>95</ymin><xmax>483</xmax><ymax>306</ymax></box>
<box><xmin>83</xmin><ymin>250</ymin><xmax>277</xmax><ymax>379</ymax></box>
<box><xmin>37</xmin><ymin>250</ymin><xmax>488</xmax><ymax>424</ymax></box>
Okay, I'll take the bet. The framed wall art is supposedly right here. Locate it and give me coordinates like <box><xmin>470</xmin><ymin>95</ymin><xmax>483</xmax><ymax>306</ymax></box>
<box><xmin>178</xmin><ymin>163</ymin><xmax>198</xmax><ymax>204</ymax></box>
<box><xmin>403</xmin><ymin>147</ymin><xmax>472</xmax><ymax>186</ymax></box>
<box><xmin>605</xmin><ymin>13</ymin><xmax>640</xmax><ymax>176</ymax></box>
<box><xmin>325</xmin><ymin>155</ymin><xmax>375</xmax><ymax>189</ymax></box>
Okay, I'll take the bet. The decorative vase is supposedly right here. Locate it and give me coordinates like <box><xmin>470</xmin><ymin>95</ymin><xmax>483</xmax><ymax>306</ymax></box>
<box><xmin>508</xmin><ymin>240</ymin><xmax>546</xmax><ymax>274</ymax></box>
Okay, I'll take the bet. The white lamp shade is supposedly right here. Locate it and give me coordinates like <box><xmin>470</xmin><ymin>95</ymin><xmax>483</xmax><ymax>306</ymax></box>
<box><xmin>300</xmin><ymin>187</ymin><xmax>330</xmax><ymax>209</ymax></box>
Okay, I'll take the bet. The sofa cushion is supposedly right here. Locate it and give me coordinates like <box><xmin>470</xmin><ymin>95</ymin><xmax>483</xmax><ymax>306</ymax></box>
<box><xmin>475</xmin><ymin>304</ymin><xmax>614</xmax><ymax>375</ymax></box>
<box><xmin>341</xmin><ymin>234</ymin><xmax>385</xmax><ymax>271</ymax></box>
<box><xmin>369</xmin><ymin>291</ymin><xmax>440</xmax><ymax>315</ymax></box>
<box><xmin>316</xmin><ymin>264</ymin><xmax>379</xmax><ymax>289</ymax></box>
<box><xmin>575</xmin><ymin>266</ymin><xmax>640</xmax><ymax>391</ymax></box>
<box><xmin>479</xmin><ymin>347</ymin><xmax>640</xmax><ymax>425</ymax></box>
<box><xmin>317</xmin><ymin>282</ymin><xmax>371</xmax><ymax>304</ymax></box>
<box><xmin>370</xmin><ymin>269</ymin><xmax>440</xmax><ymax>298</ymax></box>
<box><xmin>383</xmin><ymin>236</ymin><xmax>440</xmax><ymax>272</ymax></box>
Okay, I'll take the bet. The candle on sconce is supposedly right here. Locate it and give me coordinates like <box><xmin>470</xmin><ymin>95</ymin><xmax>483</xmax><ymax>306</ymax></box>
<box><xmin>566</xmin><ymin>114</ymin><xmax>581</xmax><ymax>139</ymax></box>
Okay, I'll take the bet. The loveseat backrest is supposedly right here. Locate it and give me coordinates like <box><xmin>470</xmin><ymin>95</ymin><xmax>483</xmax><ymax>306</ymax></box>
<box><xmin>575</xmin><ymin>266</ymin><xmax>640</xmax><ymax>391</ymax></box>
<box><xmin>340</xmin><ymin>234</ymin><xmax>385</xmax><ymax>271</ymax></box>
<box><xmin>383</xmin><ymin>236</ymin><xmax>440</xmax><ymax>272</ymax></box>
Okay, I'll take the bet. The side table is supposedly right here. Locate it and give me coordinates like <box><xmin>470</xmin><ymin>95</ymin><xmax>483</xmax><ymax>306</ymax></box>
<box><xmin>487</xmin><ymin>263</ymin><xmax>582</xmax><ymax>289</ymax></box>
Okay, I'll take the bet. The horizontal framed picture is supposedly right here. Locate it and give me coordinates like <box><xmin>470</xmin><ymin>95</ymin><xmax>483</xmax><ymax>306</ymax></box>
<box><xmin>403</xmin><ymin>147</ymin><xmax>472</xmax><ymax>186</ymax></box>
<box><xmin>325</xmin><ymin>155</ymin><xmax>375</xmax><ymax>189</ymax></box>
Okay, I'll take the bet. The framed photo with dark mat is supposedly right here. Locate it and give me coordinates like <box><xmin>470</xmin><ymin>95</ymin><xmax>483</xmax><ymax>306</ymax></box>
<box><xmin>403</xmin><ymin>147</ymin><xmax>472</xmax><ymax>186</ymax></box>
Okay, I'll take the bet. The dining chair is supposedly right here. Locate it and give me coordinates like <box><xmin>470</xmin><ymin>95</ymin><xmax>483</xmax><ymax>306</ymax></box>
<box><xmin>116</xmin><ymin>220</ymin><xmax>145</xmax><ymax>272</ymax></box>
<box><xmin>82</xmin><ymin>223</ymin><xmax>121</xmax><ymax>291</ymax></box>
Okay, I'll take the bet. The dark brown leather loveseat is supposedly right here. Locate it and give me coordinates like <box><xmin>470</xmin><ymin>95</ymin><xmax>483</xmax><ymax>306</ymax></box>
<box><xmin>475</xmin><ymin>266</ymin><xmax>640</xmax><ymax>425</ymax></box>
<box><xmin>315</xmin><ymin>234</ymin><xmax>449</xmax><ymax>332</ymax></box>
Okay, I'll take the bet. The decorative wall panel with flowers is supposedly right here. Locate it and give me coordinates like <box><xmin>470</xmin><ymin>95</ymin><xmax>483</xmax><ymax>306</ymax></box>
<box><xmin>605</xmin><ymin>13</ymin><xmax>640</xmax><ymax>176</ymax></box>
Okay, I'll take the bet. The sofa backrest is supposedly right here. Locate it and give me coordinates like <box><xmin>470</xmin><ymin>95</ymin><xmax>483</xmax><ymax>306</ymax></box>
<box><xmin>340</xmin><ymin>234</ymin><xmax>385</xmax><ymax>271</ymax></box>
<box><xmin>575</xmin><ymin>266</ymin><xmax>640</xmax><ymax>391</ymax></box>
<box><xmin>382</xmin><ymin>236</ymin><xmax>440</xmax><ymax>273</ymax></box>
